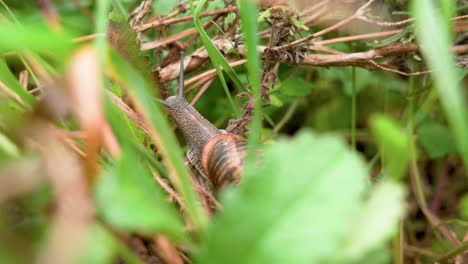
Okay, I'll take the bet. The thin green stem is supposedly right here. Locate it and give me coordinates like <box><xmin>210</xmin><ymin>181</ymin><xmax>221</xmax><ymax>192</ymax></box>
<box><xmin>436</xmin><ymin>240</ymin><xmax>468</xmax><ymax>262</ymax></box>
<box><xmin>351</xmin><ymin>67</ymin><xmax>356</xmax><ymax>150</ymax></box>
<box><xmin>0</xmin><ymin>0</ymin><xmax>20</xmax><ymax>24</ymax></box>
<box><xmin>408</xmin><ymin>74</ymin><xmax>427</xmax><ymax>208</ymax></box>
<box><xmin>392</xmin><ymin>220</ymin><xmax>403</xmax><ymax>264</ymax></box>
<box><xmin>238</xmin><ymin>0</ymin><xmax>262</xmax><ymax>160</ymax></box>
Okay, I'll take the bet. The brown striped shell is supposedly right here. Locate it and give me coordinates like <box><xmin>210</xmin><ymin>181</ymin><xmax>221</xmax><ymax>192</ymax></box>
<box><xmin>161</xmin><ymin>53</ymin><xmax>248</xmax><ymax>190</ymax></box>
<box><xmin>201</xmin><ymin>133</ymin><xmax>247</xmax><ymax>188</ymax></box>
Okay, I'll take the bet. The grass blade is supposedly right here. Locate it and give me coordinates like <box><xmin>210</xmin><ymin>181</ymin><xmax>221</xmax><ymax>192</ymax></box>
<box><xmin>107</xmin><ymin>49</ymin><xmax>207</xmax><ymax>237</ymax></box>
<box><xmin>238</xmin><ymin>0</ymin><xmax>262</xmax><ymax>155</ymax></box>
<box><xmin>191</xmin><ymin>0</ymin><xmax>244</xmax><ymax>115</ymax></box>
<box><xmin>412</xmin><ymin>0</ymin><xmax>468</xmax><ymax>173</ymax></box>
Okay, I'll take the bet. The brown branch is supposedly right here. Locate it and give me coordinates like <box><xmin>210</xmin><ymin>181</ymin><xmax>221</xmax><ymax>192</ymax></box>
<box><xmin>183</xmin><ymin>59</ymin><xmax>247</xmax><ymax>87</ymax></box>
<box><xmin>359</xmin><ymin>13</ymin><xmax>468</xmax><ymax>28</ymax></box>
<box><xmin>300</xmin><ymin>43</ymin><xmax>468</xmax><ymax>69</ymax></box>
<box><xmin>135</xmin><ymin>5</ymin><xmax>238</xmax><ymax>32</ymax></box>
<box><xmin>357</xmin><ymin>16</ymin><xmax>413</xmax><ymax>27</ymax></box>
<box><xmin>157</xmin><ymin>39</ymin><xmax>468</xmax><ymax>84</ymax></box>
<box><xmin>129</xmin><ymin>0</ymin><xmax>155</xmax><ymax>27</ymax></box>
<box><xmin>314</xmin><ymin>29</ymin><xmax>402</xmax><ymax>46</ymax></box>
<box><xmin>272</xmin><ymin>0</ymin><xmax>377</xmax><ymax>51</ymax></box>
<box><xmin>141</xmin><ymin>27</ymin><xmax>200</xmax><ymax>51</ymax></box>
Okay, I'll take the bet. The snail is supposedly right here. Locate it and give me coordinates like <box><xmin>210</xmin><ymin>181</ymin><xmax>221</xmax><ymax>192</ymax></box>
<box><xmin>156</xmin><ymin>53</ymin><xmax>247</xmax><ymax>189</ymax></box>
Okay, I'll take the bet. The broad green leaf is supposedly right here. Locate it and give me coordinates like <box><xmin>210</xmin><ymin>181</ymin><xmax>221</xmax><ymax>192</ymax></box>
<box><xmin>78</xmin><ymin>224</ymin><xmax>143</xmax><ymax>264</ymax></box>
<box><xmin>276</xmin><ymin>77</ymin><xmax>314</xmax><ymax>97</ymax></box>
<box><xmin>343</xmin><ymin>247</ymin><xmax>392</xmax><ymax>264</ymax></box>
<box><xmin>95</xmin><ymin>150</ymin><xmax>185</xmax><ymax>241</ymax></box>
<box><xmin>370</xmin><ymin>115</ymin><xmax>411</xmax><ymax>181</ymax></box>
<box><xmin>197</xmin><ymin>130</ymin><xmax>367</xmax><ymax>264</ymax></box>
<box><xmin>412</xmin><ymin>0</ymin><xmax>468</xmax><ymax>172</ymax></box>
<box><xmin>78</xmin><ymin>225</ymin><xmax>117</xmax><ymax>264</ymax></box>
<box><xmin>340</xmin><ymin>180</ymin><xmax>406</xmax><ymax>260</ymax></box>
<box><xmin>418</xmin><ymin>122</ymin><xmax>456</xmax><ymax>158</ymax></box>
<box><xmin>0</xmin><ymin>22</ymin><xmax>74</xmax><ymax>59</ymax></box>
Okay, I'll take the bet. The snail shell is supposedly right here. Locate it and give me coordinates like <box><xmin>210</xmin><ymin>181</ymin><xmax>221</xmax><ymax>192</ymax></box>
<box><xmin>201</xmin><ymin>134</ymin><xmax>247</xmax><ymax>188</ymax></box>
<box><xmin>160</xmin><ymin>52</ymin><xmax>248</xmax><ymax>189</ymax></box>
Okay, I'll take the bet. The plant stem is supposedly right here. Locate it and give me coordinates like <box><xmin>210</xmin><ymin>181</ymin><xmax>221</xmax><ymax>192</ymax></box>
<box><xmin>392</xmin><ymin>220</ymin><xmax>404</xmax><ymax>264</ymax></box>
<box><xmin>436</xmin><ymin>240</ymin><xmax>468</xmax><ymax>262</ymax></box>
<box><xmin>351</xmin><ymin>66</ymin><xmax>357</xmax><ymax>150</ymax></box>
<box><xmin>408</xmin><ymin>74</ymin><xmax>427</xmax><ymax>207</ymax></box>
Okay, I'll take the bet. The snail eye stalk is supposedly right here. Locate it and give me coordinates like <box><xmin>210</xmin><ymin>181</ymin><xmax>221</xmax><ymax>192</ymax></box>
<box><xmin>178</xmin><ymin>51</ymin><xmax>185</xmax><ymax>99</ymax></box>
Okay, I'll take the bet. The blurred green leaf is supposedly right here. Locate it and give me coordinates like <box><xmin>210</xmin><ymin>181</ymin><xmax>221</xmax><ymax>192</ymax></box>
<box><xmin>371</xmin><ymin>115</ymin><xmax>411</xmax><ymax>181</ymax></box>
<box><xmin>412</xmin><ymin>0</ymin><xmax>468</xmax><ymax>171</ymax></box>
<box><xmin>78</xmin><ymin>225</ymin><xmax>116</xmax><ymax>264</ymax></box>
<box><xmin>0</xmin><ymin>59</ymin><xmax>35</xmax><ymax>107</ymax></box>
<box><xmin>440</xmin><ymin>0</ymin><xmax>456</xmax><ymax>34</ymax></box>
<box><xmin>0</xmin><ymin>22</ymin><xmax>75</xmax><ymax>59</ymax></box>
<box><xmin>107</xmin><ymin>49</ymin><xmax>207</xmax><ymax>235</ymax></box>
<box><xmin>366</xmin><ymin>25</ymin><xmax>412</xmax><ymax>48</ymax></box>
<box><xmin>79</xmin><ymin>224</ymin><xmax>143</xmax><ymax>264</ymax></box>
<box><xmin>275</xmin><ymin>77</ymin><xmax>314</xmax><ymax>97</ymax></box>
<box><xmin>197</xmin><ymin>130</ymin><xmax>367</xmax><ymax>264</ymax></box>
<box><xmin>340</xmin><ymin>180</ymin><xmax>405</xmax><ymax>260</ymax></box>
<box><xmin>418</xmin><ymin>122</ymin><xmax>456</xmax><ymax>158</ymax></box>
<box><xmin>95</xmin><ymin>150</ymin><xmax>185</xmax><ymax>241</ymax></box>
<box><xmin>0</xmin><ymin>132</ymin><xmax>20</xmax><ymax>158</ymax></box>
<box><xmin>343</xmin><ymin>247</ymin><xmax>392</xmax><ymax>264</ymax></box>
<box><xmin>459</xmin><ymin>194</ymin><xmax>468</xmax><ymax>220</ymax></box>
<box><xmin>238</xmin><ymin>0</ymin><xmax>262</xmax><ymax>155</ymax></box>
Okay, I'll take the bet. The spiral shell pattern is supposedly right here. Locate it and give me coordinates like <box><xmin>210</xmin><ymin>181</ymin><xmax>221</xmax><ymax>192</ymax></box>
<box><xmin>201</xmin><ymin>134</ymin><xmax>247</xmax><ymax>188</ymax></box>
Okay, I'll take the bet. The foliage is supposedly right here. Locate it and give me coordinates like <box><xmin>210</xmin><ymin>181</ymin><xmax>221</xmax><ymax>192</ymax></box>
<box><xmin>0</xmin><ymin>0</ymin><xmax>467</xmax><ymax>263</ymax></box>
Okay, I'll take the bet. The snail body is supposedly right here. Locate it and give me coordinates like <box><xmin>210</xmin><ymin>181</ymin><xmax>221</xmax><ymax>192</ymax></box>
<box><xmin>161</xmin><ymin>55</ymin><xmax>246</xmax><ymax>189</ymax></box>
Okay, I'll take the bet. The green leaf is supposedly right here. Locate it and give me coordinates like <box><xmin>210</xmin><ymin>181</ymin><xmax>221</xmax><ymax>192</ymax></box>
<box><xmin>238</xmin><ymin>0</ymin><xmax>262</xmax><ymax>158</ymax></box>
<box><xmin>370</xmin><ymin>115</ymin><xmax>411</xmax><ymax>181</ymax></box>
<box><xmin>78</xmin><ymin>225</ymin><xmax>117</xmax><ymax>264</ymax></box>
<box><xmin>107</xmin><ymin>49</ymin><xmax>207</xmax><ymax>235</ymax></box>
<box><xmin>366</xmin><ymin>25</ymin><xmax>412</xmax><ymax>48</ymax></box>
<box><xmin>418</xmin><ymin>122</ymin><xmax>456</xmax><ymax>158</ymax></box>
<box><xmin>95</xmin><ymin>150</ymin><xmax>185</xmax><ymax>241</ymax></box>
<box><xmin>257</xmin><ymin>9</ymin><xmax>271</xmax><ymax>23</ymax></box>
<box><xmin>197</xmin><ymin>130</ymin><xmax>367</xmax><ymax>264</ymax></box>
<box><xmin>276</xmin><ymin>77</ymin><xmax>314</xmax><ymax>97</ymax></box>
<box><xmin>0</xmin><ymin>132</ymin><xmax>20</xmax><ymax>158</ymax></box>
<box><xmin>191</xmin><ymin>0</ymin><xmax>244</xmax><ymax>114</ymax></box>
<box><xmin>0</xmin><ymin>59</ymin><xmax>35</xmax><ymax>107</ymax></box>
<box><xmin>412</xmin><ymin>0</ymin><xmax>468</xmax><ymax>172</ymax></box>
<box><xmin>459</xmin><ymin>194</ymin><xmax>468</xmax><ymax>220</ymax></box>
<box><xmin>340</xmin><ymin>180</ymin><xmax>406</xmax><ymax>260</ymax></box>
<box><xmin>0</xmin><ymin>22</ymin><xmax>75</xmax><ymax>59</ymax></box>
<box><xmin>79</xmin><ymin>224</ymin><xmax>143</xmax><ymax>264</ymax></box>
